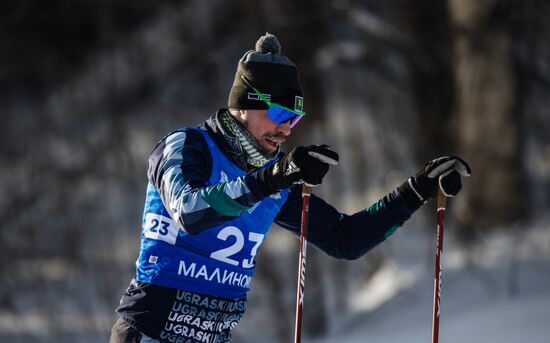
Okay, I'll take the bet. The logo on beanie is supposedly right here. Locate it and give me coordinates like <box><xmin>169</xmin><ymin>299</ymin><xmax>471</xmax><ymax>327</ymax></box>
<box><xmin>248</xmin><ymin>92</ymin><xmax>271</xmax><ymax>101</ymax></box>
<box><xmin>294</xmin><ymin>96</ymin><xmax>304</xmax><ymax>112</ymax></box>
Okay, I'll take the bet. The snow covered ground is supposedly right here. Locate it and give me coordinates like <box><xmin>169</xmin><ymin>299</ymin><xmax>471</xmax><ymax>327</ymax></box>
<box><xmin>2</xmin><ymin>213</ymin><xmax>547</xmax><ymax>343</ymax></box>
<box><xmin>309</xmin><ymin>215</ymin><xmax>550</xmax><ymax>343</ymax></box>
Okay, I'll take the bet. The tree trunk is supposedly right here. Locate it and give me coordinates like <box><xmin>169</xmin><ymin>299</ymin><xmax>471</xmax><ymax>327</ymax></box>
<box><xmin>448</xmin><ymin>0</ymin><xmax>526</xmax><ymax>236</ymax></box>
<box><xmin>401</xmin><ymin>0</ymin><xmax>455</xmax><ymax>164</ymax></box>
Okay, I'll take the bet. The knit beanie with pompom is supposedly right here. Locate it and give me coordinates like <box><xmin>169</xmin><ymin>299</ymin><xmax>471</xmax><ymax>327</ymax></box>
<box><xmin>227</xmin><ymin>33</ymin><xmax>304</xmax><ymax>112</ymax></box>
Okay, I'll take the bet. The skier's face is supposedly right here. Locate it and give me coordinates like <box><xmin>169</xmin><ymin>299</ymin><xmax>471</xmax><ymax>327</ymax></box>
<box><xmin>236</xmin><ymin>109</ymin><xmax>291</xmax><ymax>154</ymax></box>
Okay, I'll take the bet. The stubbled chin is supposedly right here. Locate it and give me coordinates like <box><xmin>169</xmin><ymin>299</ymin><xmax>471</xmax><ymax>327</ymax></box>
<box><xmin>260</xmin><ymin>138</ymin><xmax>279</xmax><ymax>156</ymax></box>
<box><xmin>262</xmin><ymin>143</ymin><xmax>277</xmax><ymax>154</ymax></box>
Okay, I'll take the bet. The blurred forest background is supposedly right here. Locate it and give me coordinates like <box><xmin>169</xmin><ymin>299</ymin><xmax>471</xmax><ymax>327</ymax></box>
<box><xmin>1</xmin><ymin>0</ymin><xmax>549</xmax><ymax>342</ymax></box>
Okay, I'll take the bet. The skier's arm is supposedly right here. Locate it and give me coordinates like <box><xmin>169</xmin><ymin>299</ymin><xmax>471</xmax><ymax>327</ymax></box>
<box><xmin>274</xmin><ymin>186</ymin><xmax>417</xmax><ymax>260</ymax></box>
<box><xmin>148</xmin><ymin>129</ymin><xmax>268</xmax><ymax>234</ymax></box>
<box><xmin>274</xmin><ymin>156</ymin><xmax>471</xmax><ymax>259</ymax></box>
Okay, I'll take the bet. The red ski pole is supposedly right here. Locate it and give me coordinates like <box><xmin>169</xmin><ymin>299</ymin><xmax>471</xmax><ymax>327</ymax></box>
<box><xmin>294</xmin><ymin>184</ymin><xmax>312</xmax><ymax>343</ymax></box>
<box><xmin>432</xmin><ymin>188</ymin><xmax>447</xmax><ymax>343</ymax></box>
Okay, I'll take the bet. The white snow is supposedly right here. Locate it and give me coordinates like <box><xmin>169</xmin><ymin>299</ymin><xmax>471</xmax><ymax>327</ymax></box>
<box><xmin>308</xmin><ymin>215</ymin><xmax>550</xmax><ymax>343</ymax></box>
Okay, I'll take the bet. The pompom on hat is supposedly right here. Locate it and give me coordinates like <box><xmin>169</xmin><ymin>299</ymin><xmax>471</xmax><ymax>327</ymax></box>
<box><xmin>228</xmin><ymin>33</ymin><xmax>304</xmax><ymax>112</ymax></box>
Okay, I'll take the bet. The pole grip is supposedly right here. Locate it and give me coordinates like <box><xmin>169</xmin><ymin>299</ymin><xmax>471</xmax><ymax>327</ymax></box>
<box><xmin>437</xmin><ymin>187</ymin><xmax>447</xmax><ymax>211</ymax></box>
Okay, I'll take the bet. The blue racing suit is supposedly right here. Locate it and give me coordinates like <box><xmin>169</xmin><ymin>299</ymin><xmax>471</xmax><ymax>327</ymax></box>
<box><xmin>114</xmin><ymin>110</ymin><xmax>418</xmax><ymax>342</ymax></box>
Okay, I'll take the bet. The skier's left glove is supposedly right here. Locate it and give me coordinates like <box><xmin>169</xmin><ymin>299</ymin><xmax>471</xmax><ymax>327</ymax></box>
<box><xmin>257</xmin><ymin>145</ymin><xmax>339</xmax><ymax>194</ymax></box>
<box><xmin>398</xmin><ymin>156</ymin><xmax>471</xmax><ymax>208</ymax></box>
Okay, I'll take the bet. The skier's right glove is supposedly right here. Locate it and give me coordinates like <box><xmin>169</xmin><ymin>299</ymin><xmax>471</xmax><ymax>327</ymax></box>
<box><xmin>399</xmin><ymin>156</ymin><xmax>471</xmax><ymax>208</ymax></box>
<box><xmin>258</xmin><ymin>145</ymin><xmax>339</xmax><ymax>194</ymax></box>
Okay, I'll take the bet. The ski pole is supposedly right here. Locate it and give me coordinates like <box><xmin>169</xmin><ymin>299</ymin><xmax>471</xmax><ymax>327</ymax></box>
<box><xmin>432</xmin><ymin>188</ymin><xmax>447</xmax><ymax>343</ymax></box>
<box><xmin>294</xmin><ymin>184</ymin><xmax>312</xmax><ymax>343</ymax></box>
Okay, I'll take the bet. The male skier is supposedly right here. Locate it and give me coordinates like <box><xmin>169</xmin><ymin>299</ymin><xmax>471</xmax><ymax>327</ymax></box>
<box><xmin>110</xmin><ymin>33</ymin><xmax>471</xmax><ymax>343</ymax></box>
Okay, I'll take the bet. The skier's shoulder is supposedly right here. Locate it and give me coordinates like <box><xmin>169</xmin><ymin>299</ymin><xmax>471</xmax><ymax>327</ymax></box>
<box><xmin>155</xmin><ymin>110</ymin><xmax>220</xmax><ymax>153</ymax></box>
<box><xmin>148</xmin><ymin>125</ymin><xmax>210</xmax><ymax>160</ymax></box>
<box><xmin>146</xmin><ymin>125</ymin><xmax>213</xmax><ymax>183</ymax></box>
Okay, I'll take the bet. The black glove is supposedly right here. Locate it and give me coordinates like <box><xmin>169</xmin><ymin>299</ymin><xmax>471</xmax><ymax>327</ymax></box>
<box><xmin>258</xmin><ymin>145</ymin><xmax>339</xmax><ymax>194</ymax></box>
<box><xmin>399</xmin><ymin>156</ymin><xmax>471</xmax><ymax>208</ymax></box>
